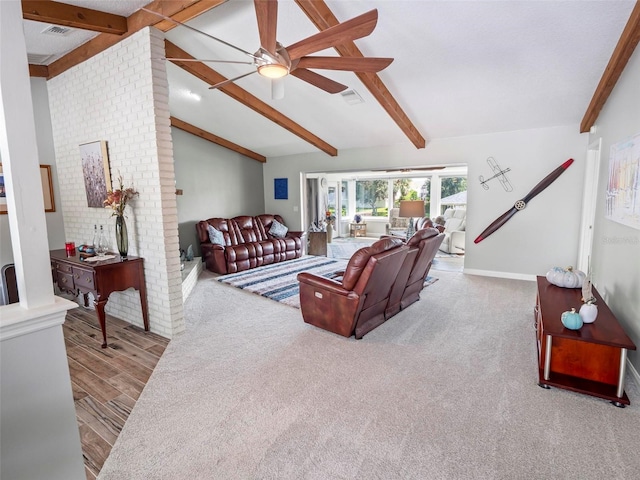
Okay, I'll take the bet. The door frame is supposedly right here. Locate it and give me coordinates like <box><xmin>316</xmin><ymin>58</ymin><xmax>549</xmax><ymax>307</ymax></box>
<box><xmin>577</xmin><ymin>138</ymin><xmax>601</xmax><ymax>272</ymax></box>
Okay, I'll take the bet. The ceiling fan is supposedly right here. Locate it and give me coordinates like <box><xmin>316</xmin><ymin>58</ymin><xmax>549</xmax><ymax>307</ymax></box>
<box><xmin>143</xmin><ymin>0</ymin><xmax>393</xmax><ymax>94</ymax></box>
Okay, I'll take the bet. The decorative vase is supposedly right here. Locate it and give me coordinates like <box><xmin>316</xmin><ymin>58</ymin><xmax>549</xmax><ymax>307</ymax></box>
<box><xmin>327</xmin><ymin>223</ymin><xmax>333</xmax><ymax>243</ymax></box>
<box><xmin>115</xmin><ymin>215</ymin><xmax>128</xmax><ymax>258</ymax></box>
<box><xmin>579</xmin><ymin>303</ymin><xmax>598</xmax><ymax>324</ymax></box>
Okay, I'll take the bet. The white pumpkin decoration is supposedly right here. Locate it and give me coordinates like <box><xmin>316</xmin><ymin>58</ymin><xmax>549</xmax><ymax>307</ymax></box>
<box><xmin>545</xmin><ymin>266</ymin><xmax>586</xmax><ymax>289</ymax></box>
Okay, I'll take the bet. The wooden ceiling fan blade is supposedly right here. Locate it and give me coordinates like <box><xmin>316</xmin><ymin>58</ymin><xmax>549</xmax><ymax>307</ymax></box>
<box><xmin>297</xmin><ymin>56</ymin><xmax>393</xmax><ymax>72</ymax></box>
<box><xmin>141</xmin><ymin>7</ymin><xmax>258</xmax><ymax>60</ymax></box>
<box><xmin>286</xmin><ymin>9</ymin><xmax>378</xmax><ymax>60</ymax></box>
<box><xmin>290</xmin><ymin>69</ymin><xmax>348</xmax><ymax>94</ymax></box>
<box><xmin>208</xmin><ymin>70</ymin><xmax>258</xmax><ymax>90</ymax></box>
<box><xmin>254</xmin><ymin>0</ymin><xmax>278</xmax><ymax>55</ymax></box>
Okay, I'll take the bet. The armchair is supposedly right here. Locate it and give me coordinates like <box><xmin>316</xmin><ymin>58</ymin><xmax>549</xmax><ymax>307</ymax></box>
<box><xmin>439</xmin><ymin>208</ymin><xmax>466</xmax><ymax>254</ymax></box>
<box><xmin>297</xmin><ymin>237</ymin><xmax>408</xmax><ymax>339</ymax></box>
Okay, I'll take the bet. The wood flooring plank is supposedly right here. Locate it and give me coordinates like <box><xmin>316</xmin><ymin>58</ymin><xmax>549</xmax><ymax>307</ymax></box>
<box><xmin>106</xmin><ymin>393</ymin><xmax>136</xmax><ymax>421</ymax></box>
<box><xmin>124</xmin><ymin>324</ymin><xmax>170</xmax><ymax>345</ymax></box>
<box><xmin>79</xmin><ymin>423</ymin><xmax>111</xmax><ymax>477</ymax></box>
<box><xmin>85</xmin><ymin>465</ymin><xmax>97</xmax><ymax>480</ymax></box>
<box><xmin>71</xmin><ymin>379</ymin><xmax>89</xmax><ymax>402</ymax></box>
<box><xmin>75</xmin><ymin>396</ymin><xmax>125</xmax><ymax>445</ymax></box>
<box><xmin>107</xmin><ymin>339</ymin><xmax>161</xmax><ymax>370</ymax></box>
<box><xmin>110</xmin><ymin>355</ymin><xmax>154</xmax><ymax>384</ymax></box>
<box><xmin>105</xmin><ymin>372</ymin><xmax>145</xmax><ymax>400</ymax></box>
<box><xmin>67</xmin><ymin>358</ymin><xmax>121</xmax><ymax>404</ymax></box>
<box><xmin>68</xmin><ymin>345</ymin><xmax>122</xmax><ymax>380</ymax></box>
<box><xmin>111</xmin><ymin>326</ymin><xmax>157</xmax><ymax>350</ymax></box>
<box><xmin>145</xmin><ymin>343</ymin><xmax>167</xmax><ymax>357</ymax></box>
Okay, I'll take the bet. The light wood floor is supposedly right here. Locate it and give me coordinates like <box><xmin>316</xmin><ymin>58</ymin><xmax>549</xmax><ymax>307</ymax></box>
<box><xmin>63</xmin><ymin>307</ymin><xmax>169</xmax><ymax>480</ymax></box>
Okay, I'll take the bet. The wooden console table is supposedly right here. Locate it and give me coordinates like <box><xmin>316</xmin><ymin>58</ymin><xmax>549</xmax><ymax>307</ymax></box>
<box><xmin>51</xmin><ymin>250</ymin><xmax>149</xmax><ymax>348</ymax></box>
<box><xmin>535</xmin><ymin>276</ymin><xmax>636</xmax><ymax>406</ymax></box>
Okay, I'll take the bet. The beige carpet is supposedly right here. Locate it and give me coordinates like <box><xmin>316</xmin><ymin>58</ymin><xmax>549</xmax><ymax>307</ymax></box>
<box><xmin>98</xmin><ymin>270</ymin><xmax>639</xmax><ymax>479</ymax></box>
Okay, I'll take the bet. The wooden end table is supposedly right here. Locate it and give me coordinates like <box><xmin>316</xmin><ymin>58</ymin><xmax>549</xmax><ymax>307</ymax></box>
<box><xmin>349</xmin><ymin>222</ymin><xmax>367</xmax><ymax>237</ymax></box>
<box><xmin>535</xmin><ymin>276</ymin><xmax>636</xmax><ymax>407</ymax></box>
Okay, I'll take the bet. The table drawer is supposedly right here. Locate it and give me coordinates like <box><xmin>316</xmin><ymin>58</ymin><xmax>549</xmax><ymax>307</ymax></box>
<box><xmin>73</xmin><ymin>267</ymin><xmax>95</xmax><ymax>290</ymax></box>
<box><xmin>54</xmin><ymin>262</ymin><xmax>73</xmax><ymax>274</ymax></box>
<box><xmin>56</xmin><ymin>271</ymin><xmax>74</xmax><ymax>291</ymax></box>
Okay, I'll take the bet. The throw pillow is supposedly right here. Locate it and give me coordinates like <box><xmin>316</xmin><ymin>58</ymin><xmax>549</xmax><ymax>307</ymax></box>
<box><xmin>207</xmin><ymin>224</ymin><xmax>224</xmax><ymax>245</ymax></box>
<box><xmin>269</xmin><ymin>219</ymin><xmax>288</xmax><ymax>238</ymax></box>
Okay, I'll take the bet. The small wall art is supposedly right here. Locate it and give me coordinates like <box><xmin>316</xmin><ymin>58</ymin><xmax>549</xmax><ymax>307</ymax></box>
<box><xmin>274</xmin><ymin>178</ymin><xmax>288</xmax><ymax>200</ymax></box>
<box><xmin>606</xmin><ymin>133</ymin><xmax>640</xmax><ymax>230</ymax></box>
<box><xmin>0</xmin><ymin>164</ymin><xmax>55</xmax><ymax>214</ymax></box>
<box><xmin>79</xmin><ymin>140</ymin><xmax>112</xmax><ymax>208</ymax></box>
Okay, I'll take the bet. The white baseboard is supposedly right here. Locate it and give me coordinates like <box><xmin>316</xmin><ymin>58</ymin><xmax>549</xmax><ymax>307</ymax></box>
<box><xmin>628</xmin><ymin>359</ymin><xmax>640</xmax><ymax>387</ymax></box>
<box><xmin>463</xmin><ymin>268</ymin><xmax>536</xmax><ymax>282</ymax></box>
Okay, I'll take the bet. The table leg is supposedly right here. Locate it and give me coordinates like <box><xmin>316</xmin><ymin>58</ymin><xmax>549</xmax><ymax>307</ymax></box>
<box><xmin>543</xmin><ymin>335</ymin><xmax>552</xmax><ymax>381</ymax></box>
<box><xmin>137</xmin><ymin>267</ymin><xmax>150</xmax><ymax>332</ymax></box>
<box><xmin>94</xmin><ymin>299</ymin><xmax>108</xmax><ymax>348</ymax></box>
<box><xmin>616</xmin><ymin>348</ymin><xmax>628</xmax><ymax>398</ymax></box>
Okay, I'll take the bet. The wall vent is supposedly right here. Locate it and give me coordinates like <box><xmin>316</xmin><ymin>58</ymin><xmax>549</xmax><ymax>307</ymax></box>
<box><xmin>41</xmin><ymin>25</ymin><xmax>72</xmax><ymax>36</ymax></box>
<box><xmin>340</xmin><ymin>89</ymin><xmax>364</xmax><ymax>105</ymax></box>
<box><xmin>27</xmin><ymin>53</ymin><xmax>54</xmax><ymax>65</ymax></box>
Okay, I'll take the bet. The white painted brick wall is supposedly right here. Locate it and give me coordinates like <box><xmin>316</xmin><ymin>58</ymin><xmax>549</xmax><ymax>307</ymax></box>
<box><xmin>47</xmin><ymin>28</ymin><xmax>184</xmax><ymax>339</ymax></box>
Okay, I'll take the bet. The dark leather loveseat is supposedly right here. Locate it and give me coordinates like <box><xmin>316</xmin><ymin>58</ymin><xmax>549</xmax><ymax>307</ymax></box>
<box><xmin>196</xmin><ymin>214</ymin><xmax>304</xmax><ymax>274</ymax></box>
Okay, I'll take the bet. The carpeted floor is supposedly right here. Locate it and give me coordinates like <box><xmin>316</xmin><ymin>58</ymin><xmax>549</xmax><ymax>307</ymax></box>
<box><xmin>98</xmin><ymin>271</ymin><xmax>639</xmax><ymax>480</ymax></box>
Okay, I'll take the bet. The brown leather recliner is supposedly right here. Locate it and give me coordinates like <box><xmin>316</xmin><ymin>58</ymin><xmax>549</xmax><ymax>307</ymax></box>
<box><xmin>297</xmin><ymin>237</ymin><xmax>409</xmax><ymax>339</ymax></box>
<box><xmin>386</xmin><ymin>228</ymin><xmax>444</xmax><ymax>318</ymax></box>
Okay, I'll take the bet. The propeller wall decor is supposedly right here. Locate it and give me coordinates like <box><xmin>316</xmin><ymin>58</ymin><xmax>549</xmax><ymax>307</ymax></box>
<box><xmin>144</xmin><ymin>0</ymin><xmax>393</xmax><ymax>93</ymax></box>
<box><xmin>474</xmin><ymin>158</ymin><xmax>574</xmax><ymax>244</ymax></box>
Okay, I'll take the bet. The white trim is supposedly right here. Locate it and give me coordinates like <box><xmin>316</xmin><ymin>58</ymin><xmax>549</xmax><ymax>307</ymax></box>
<box><xmin>0</xmin><ymin>296</ymin><xmax>77</xmax><ymax>342</ymax></box>
<box><xmin>628</xmin><ymin>359</ymin><xmax>640</xmax><ymax>388</ymax></box>
<box><xmin>463</xmin><ymin>268</ymin><xmax>536</xmax><ymax>282</ymax></box>
<box><xmin>577</xmin><ymin>138</ymin><xmax>601</xmax><ymax>272</ymax></box>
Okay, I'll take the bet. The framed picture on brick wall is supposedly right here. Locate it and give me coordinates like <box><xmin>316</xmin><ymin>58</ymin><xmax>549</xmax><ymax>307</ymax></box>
<box><xmin>79</xmin><ymin>140</ymin><xmax>112</xmax><ymax>208</ymax></box>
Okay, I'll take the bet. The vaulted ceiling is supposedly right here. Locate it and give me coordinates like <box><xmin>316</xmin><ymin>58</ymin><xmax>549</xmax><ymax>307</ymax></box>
<box><xmin>22</xmin><ymin>0</ymin><xmax>640</xmax><ymax>160</ymax></box>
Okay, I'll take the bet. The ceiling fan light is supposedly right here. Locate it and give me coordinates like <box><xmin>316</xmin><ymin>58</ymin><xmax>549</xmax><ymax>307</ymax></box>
<box><xmin>258</xmin><ymin>63</ymin><xmax>289</xmax><ymax>79</ymax></box>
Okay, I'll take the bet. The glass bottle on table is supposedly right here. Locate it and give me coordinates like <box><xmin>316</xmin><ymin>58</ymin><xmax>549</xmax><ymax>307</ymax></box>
<box><xmin>96</xmin><ymin>225</ymin><xmax>109</xmax><ymax>257</ymax></box>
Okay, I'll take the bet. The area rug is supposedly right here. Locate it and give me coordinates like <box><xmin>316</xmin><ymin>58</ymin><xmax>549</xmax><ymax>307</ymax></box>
<box><xmin>216</xmin><ymin>256</ymin><xmax>348</xmax><ymax>309</ymax></box>
<box><xmin>217</xmin><ymin>256</ymin><xmax>439</xmax><ymax>309</ymax></box>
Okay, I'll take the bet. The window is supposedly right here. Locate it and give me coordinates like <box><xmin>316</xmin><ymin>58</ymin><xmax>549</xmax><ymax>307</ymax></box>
<box><xmin>356</xmin><ymin>180</ymin><xmax>388</xmax><ymax>217</ymax></box>
<box><xmin>440</xmin><ymin>176</ymin><xmax>467</xmax><ymax>214</ymax></box>
<box><xmin>340</xmin><ymin>181</ymin><xmax>348</xmax><ymax>217</ymax></box>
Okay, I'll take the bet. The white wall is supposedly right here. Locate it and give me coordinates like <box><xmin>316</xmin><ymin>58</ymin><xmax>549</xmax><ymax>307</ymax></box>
<box><xmin>587</xmin><ymin>45</ymin><xmax>640</xmax><ymax>372</ymax></box>
<box><xmin>46</xmin><ymin>28</ymin><xmax>184</xmax><ymax>339</ymax></box>
<box><xmin>264</xmin><ymin>125</ymin><xmax>588</xmax><ymax>278</ymax></box>
<box><xmin>0</xmin><ymin>78</ymin><xmax>65</xmax><ymax>271</ymax></box>
<box><xmin>172</xmin><ymin>127</ymin><xmax>265</xmax><ymax>256</ymax></box>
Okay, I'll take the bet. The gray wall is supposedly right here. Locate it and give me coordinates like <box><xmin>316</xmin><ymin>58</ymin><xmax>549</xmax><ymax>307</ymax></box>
<box><xmin>587</xmin><ymin>45</ymin><xmax>640</xmax><ymax>371</ymax></box>
<box><xmin>0</xmin><ymin>78</ymin><xmax>65</xmax><ymax>269</ymax></box>
<box><xmin>264</xmin><ymin>125</ymin><xmax>588</xmax><ymax>278</ymax></box>
<box><xmin>173</xmin><ymin>127</ymin><xmax>265</xmax><ymax>256</ymax></box>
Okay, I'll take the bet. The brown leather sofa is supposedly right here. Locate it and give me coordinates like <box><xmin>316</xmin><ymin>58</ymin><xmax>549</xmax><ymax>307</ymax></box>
<box><xmin>196</xmin><ymin>214</ymin><xmax>304</xmax><ymax>274</ymax></box>
<box><xmin>297</xmin><ymin>237</ymin><xmax>409</xmax><ymax>339</ymax></box>
<box><xmin>385</xmin><ymin>228</ymin><xmax>444</xmax><ymax>318</ymax></box>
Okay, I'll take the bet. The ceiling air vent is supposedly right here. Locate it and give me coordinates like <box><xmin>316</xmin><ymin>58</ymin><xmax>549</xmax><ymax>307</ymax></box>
<box><xmin>340</xmin><ymin>89</ymin><xmax>364</xmax><ymax>106</ymax></box>
<box><xmin>41</xmin><ymin>25</ymin><xmax>72</xmax><ymax>36</ymax></box>
<box><xmin>27</xmin><ymin>53</ymin><xmax>54</xmax><ymax>65</ymax></box>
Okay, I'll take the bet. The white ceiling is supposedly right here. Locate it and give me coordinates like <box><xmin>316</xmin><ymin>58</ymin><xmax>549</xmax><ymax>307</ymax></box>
<box><xmin>23</xmin><ymin>1</ymin><xmax>636</xmax><ymax>158</ymax></box>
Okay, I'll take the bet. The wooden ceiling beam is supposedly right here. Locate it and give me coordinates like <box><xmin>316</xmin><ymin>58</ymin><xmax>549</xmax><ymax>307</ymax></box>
<box><xmin>165</xmin><ymin>40</ymin><xmax>338</xmax><ymax>156</ymax></box>
<box><xmin>22</xmin><ymin>0</ymin><xmax>128</xmax><ymax>35</ymax></box>
<box><xmin>44</xmin><ymin>0</ymin><xmax>227</xmax><ymax>79</ymax></box>
<box><xmin>580</xmin><ymin>1</ymin><xmax>640</xmax><ymax>133</ymax></box>
<box><xmin>171</xmin><ymin>116</ymin><xmax>266</xmax><ymax>163</ymax></box>
<box><xmin>29</xmin><ymin>64</ymin><xmax>49</xmax><ymax>77</ymax></box>
<box><xmin>294</xmin><ymin>0</ymin><xmax>426</xmax><ymax>149</ymax></box>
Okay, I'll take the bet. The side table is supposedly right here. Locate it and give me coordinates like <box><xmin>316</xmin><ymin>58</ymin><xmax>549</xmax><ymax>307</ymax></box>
<box><xmin>349</xmin><ymin>222</ymin><xmax>367</xmax><ymax>237</ymax></box>
<box><xmin>308</xmin><ymin>232</ymin><xmax>327</xmax><ymax>256</ymax></box>
<box><xmin>535</xmin><ymin>276</ymin><xmax>636</xmax><ymax>406</ymax></box>
<box><xmin>51</xmin><ymin>250</ymin><xmax>149</xmax><ymax>348</ymax></box>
